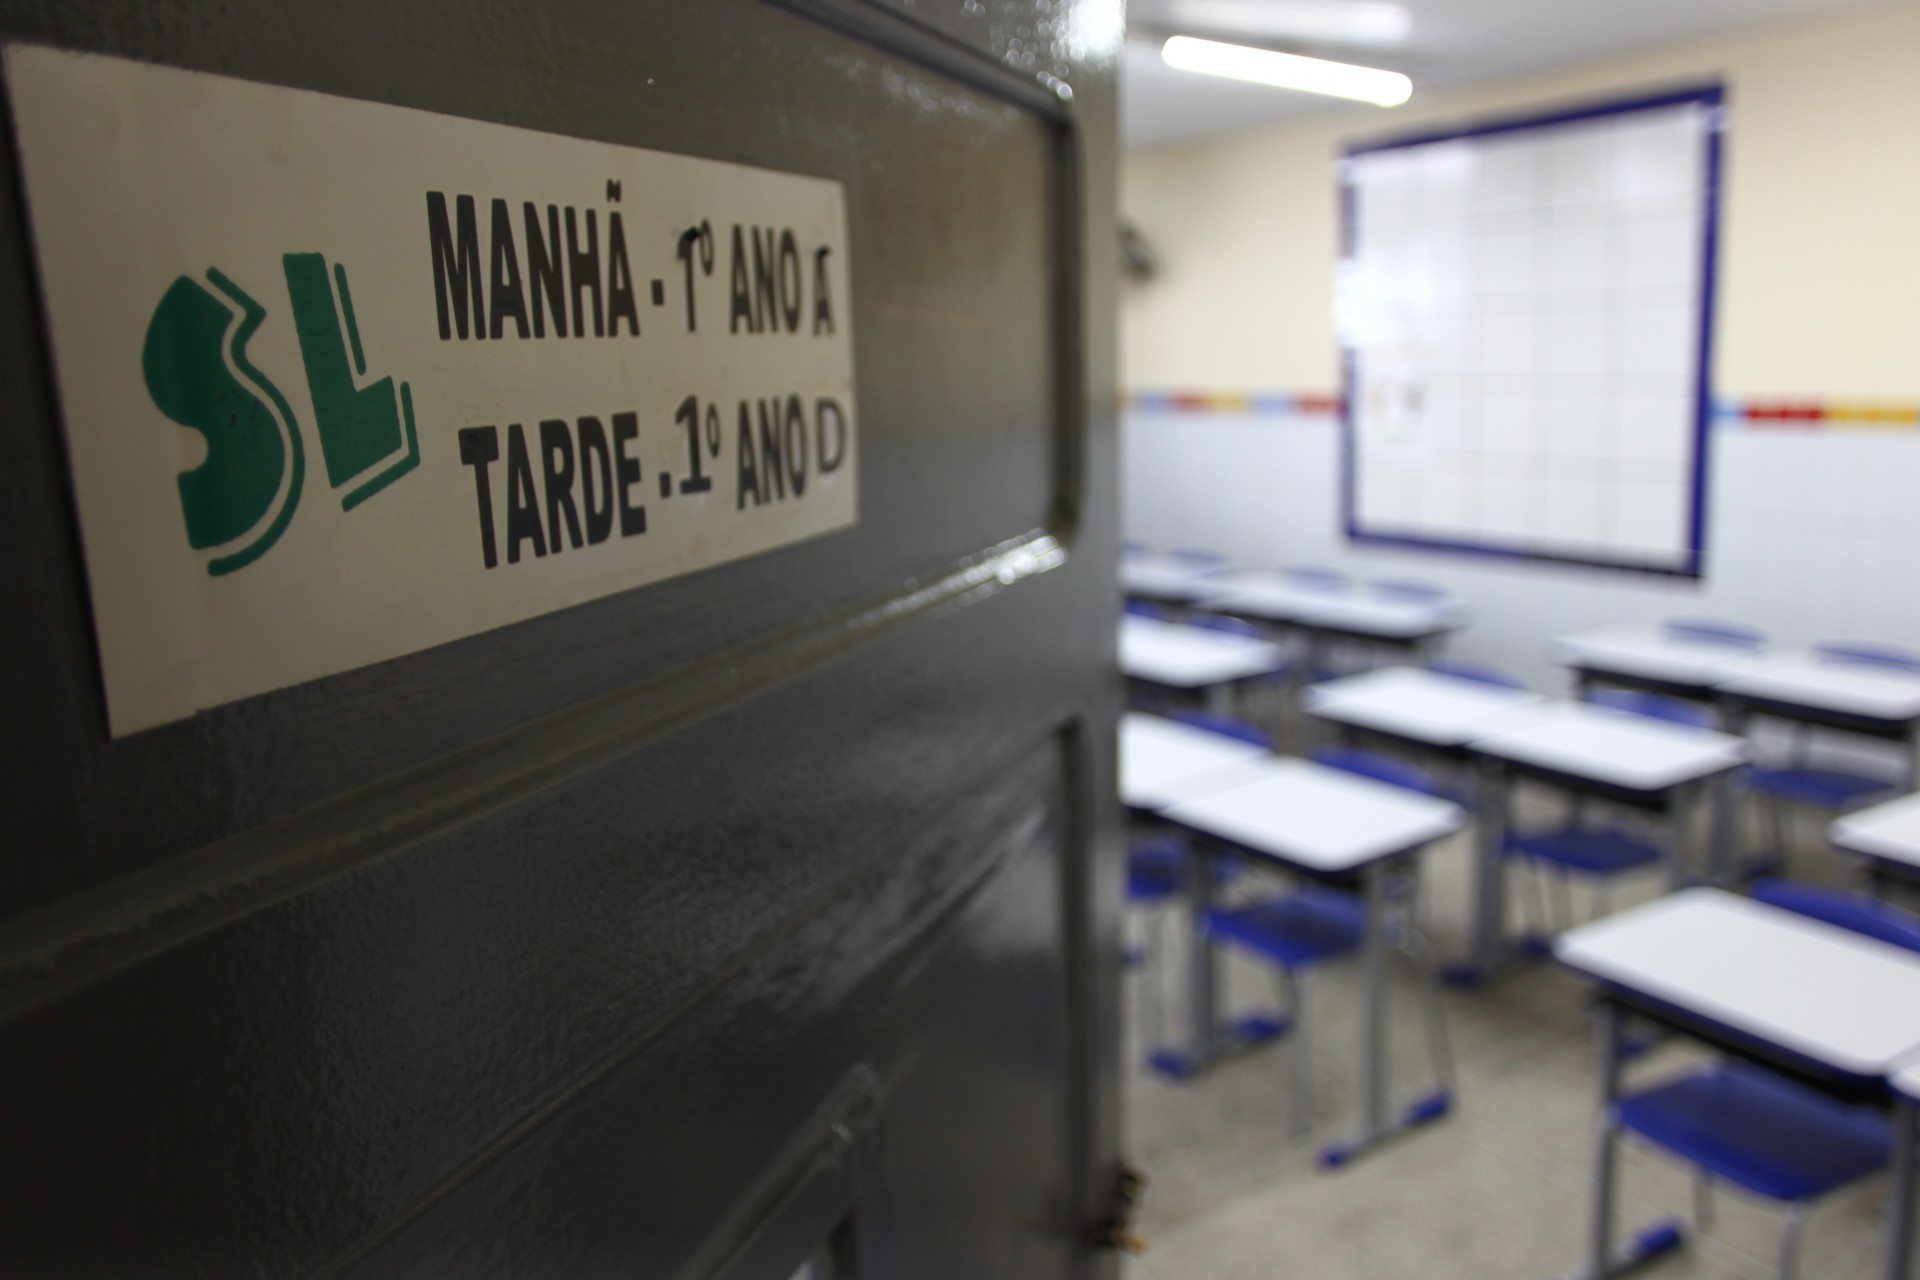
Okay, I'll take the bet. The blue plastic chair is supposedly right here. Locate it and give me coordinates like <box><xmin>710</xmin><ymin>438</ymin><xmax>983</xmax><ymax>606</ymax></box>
<box><xmin>1815</xmin><ymin>640</ymin><xmax>1920</xmax><ymax>675</ymax></box>
<box><xmin>1587</xmin><ymin>688</ymin><xmax>1716</xmax><ymax>729</ymax></box>
<box><xmin>1745</xmin><ymin>765</ymin><xmax>1897</xmax><ymax>815</ymax></box>
<box><xmin>1427</xmin><ymin>660</ymin><xmax>1527</xmax><ymax>691</ymax></box>
<box><xmin>1204</xmin><ymin>884</ymin><xmax>1452</xmax><ymax>1146</ymax></box>
<box><xmin>1207</xmin><ymin>886</ymin><xmax>1368</xmax><ymax>969</ymax></box>
<box><xmin>1123</xmin><ymin>599</ymin><xmax>1166</xmax><ymax>621</ymax></box>
<box><xmin>1508</xmin><ymin>692</ymin><xmax>1708</xmax><ymax>931</ymax></box>
<box><xmin>1203</xmin><ymin>887</ymin><xmax>1362</xmax><ymax>1140</ymax></box>
<box><xmin>1370</xmin><ymin>577</ymin><xmax>1449</xmax><ymax>604</ymax></box>
<box><xmin>1606</xmin><ymin>881</ymin><xmax>1920</xmax><ymax>1278</ymax></box>
<box><xmin>1128</xmin><ymin>833</ymin><xmax>1191</xmax><ymax>906</ymax></box>
<box><xmin>1312</xmin><ymin>746</ymin><xmax>1451</xmax><ymax>800</ymax></box>
<box><xmin>1170</xmin><ymin>710</ymin><xmax>1270</xmax><ymax>749</ymax></box>
<box><xmin>1744</xmin><ymin>642</ymin><xmax>1914</xmax><ymax>862</ymax></box>
<box><xmin>1189</xmin><ymin>613</ymin><xmax>1264</xmax><ymax>639</ymax></box>
<box><xmin>1128</xmin><ymin>833</ymin><xmax>1246</xmax><ymax>906</ymax></box>
<box><xmin>1752</xmin><ymin>878</ymin><xmax>1920</xmax><ymax>951</ymax></box>
<box><xmin>1665</xmin><ymin>617</ymin><xmax>1769</xmax><ymax>651</ymax></box>
<box><xmin>1285</xmin><ymin>565</ymin><xmax>1350</xmax><ymax>594</ymax></box>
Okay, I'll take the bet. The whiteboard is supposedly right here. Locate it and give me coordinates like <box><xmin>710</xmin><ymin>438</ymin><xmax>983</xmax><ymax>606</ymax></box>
<box><xmin>1339</xmin><ymin>88</ymin><xmax>1723</xmax><ymax>576</ymax></box>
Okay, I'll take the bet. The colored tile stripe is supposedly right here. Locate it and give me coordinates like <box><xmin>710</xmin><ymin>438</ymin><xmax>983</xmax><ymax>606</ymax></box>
<box><xmin>1721</xmin><ymin>399</ymin><xmax>1920</xmax><ymax>429</ymax></box>
<box><xmin>1125</xmin><ymin>390</ymin><xmax>1920</xmax><ymax>430</ymax></box>
<box><xmin>1127</xmin><ymin>390</ymin><xmax>1343</xmax><ymax>416</ymax></box>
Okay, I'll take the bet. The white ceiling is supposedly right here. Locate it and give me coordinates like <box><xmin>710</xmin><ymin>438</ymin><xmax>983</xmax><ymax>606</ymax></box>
<box><xmin>1123</xmin><ymin>0</ymin><xmax>1895</xmax><ymax>149</ymax></box>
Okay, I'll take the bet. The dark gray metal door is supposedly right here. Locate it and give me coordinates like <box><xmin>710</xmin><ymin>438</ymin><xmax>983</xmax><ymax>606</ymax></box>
<box><xmin>0</xmin><ymin>1</ymin><xmax>1121</xmax><ymax>1275</ymax></box>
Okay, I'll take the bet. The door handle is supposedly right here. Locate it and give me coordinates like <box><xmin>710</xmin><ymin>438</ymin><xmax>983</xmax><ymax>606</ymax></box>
<box><xmin>1086</xmin><ymin>1163</ymin><xmax>1148</xmax><ymax>1254</ymax></box>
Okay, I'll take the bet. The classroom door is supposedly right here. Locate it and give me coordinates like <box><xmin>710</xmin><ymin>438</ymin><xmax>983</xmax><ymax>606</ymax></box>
<box><xmin>0</xmin><ymin>0</ymin><xmax>1123</xmax><ymax>1275</ymax></box>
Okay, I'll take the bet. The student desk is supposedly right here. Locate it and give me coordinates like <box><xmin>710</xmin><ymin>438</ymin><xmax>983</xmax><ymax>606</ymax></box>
<box><xmin>1831</xmin><ymin>792</ymin><xmax>1920</xmax><ymax>895</ymax></box>
<box><xmin>1557</xmin><ymin>891</ymin><xmax>1920</xmax><ymax>1280</ymax></box>
<box><xmin>1118</xmin><ymin>711</ymin><xmax>1271</xmax><ymax>812</ymax></box>
<box><xmin>1461</xmin><ymin>704</ymin><xmax>1746</xmax><ymax>982</ymax></box>
<box><xmin>1155</xmin><ymin>758</ymin><xmax>1464</xmax><ymax>1164</ymax></box>
<box><xmin>1304</xmin><ymin>666</ymin><xmax>1547</xmax><ymax>756</ymax></box>
<box><xmin>1717</xmin><ymin>650</ymin><xmax>1920</xmax><ymax>792</ymax></box>
<box><xmin>1557</xmin><ymin>623</ymin><xmax>1760</xmax><ymax>705</ymax></box>
<box><xmin>1119</xmin><ymin>615</ymin><xmax>1291</xmax><ymax>714</ymax></box>
<box><xmin>1121</xmin><ymin>551</ymin><xmax>1232</xmax><ymax>604</ymax></box>
<box><xmin>1197</xmin><ymin>572</ymin><xmax>1466</xmax><ymax>668</ymax></box>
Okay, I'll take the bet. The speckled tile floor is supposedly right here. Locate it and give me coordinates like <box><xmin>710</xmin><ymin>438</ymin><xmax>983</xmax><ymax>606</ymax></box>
<box><xmin>1119</xmin><ymin>796</ymin><xmax>1897</xmax><ymax>1280</ymax></box>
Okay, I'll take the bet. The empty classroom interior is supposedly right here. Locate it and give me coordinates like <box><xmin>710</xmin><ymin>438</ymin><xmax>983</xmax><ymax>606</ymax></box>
<box><xmin>1116</xmin><ymin>4</ymin><xmax>1920</xmax><ymax>1279</ymax></box>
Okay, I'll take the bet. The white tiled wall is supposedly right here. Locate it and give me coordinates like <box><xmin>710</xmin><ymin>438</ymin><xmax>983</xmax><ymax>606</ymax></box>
<box><xmin>1122</xmin><ymin>407</ymin><xmax>1920</xmax><ymax>693</ymax></box>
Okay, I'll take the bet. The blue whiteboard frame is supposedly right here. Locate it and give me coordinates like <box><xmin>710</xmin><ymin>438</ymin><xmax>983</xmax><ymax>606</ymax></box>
<box><xmin>1339</xmin><ymin>84</ymin><xmax>1726</xmax><ymax>579</ymax></box>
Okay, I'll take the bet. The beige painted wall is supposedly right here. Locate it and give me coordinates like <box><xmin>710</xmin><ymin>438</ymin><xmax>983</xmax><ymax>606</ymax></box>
<box><xmin>1121</xmin><ymin>1</ymin><xmax>1920</xmax><ymax>397</ymax></box>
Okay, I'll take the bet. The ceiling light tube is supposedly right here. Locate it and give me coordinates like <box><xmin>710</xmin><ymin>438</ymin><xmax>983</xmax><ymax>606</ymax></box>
<box><xmin>1161</xmin><ymin>35</ymin><xmax>1413</xmax><ymax>106</ymax></box>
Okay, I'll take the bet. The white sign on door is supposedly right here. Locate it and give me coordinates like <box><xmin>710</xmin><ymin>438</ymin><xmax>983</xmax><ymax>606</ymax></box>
<box><xmin>5</xmin><ymin>45</ymin><xmax>859</xmax><ymax>735</ymax></box>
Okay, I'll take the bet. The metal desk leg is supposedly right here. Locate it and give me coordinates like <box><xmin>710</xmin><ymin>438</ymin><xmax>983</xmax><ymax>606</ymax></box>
<box><xmin>1449</xmin><ymin>755</ymin><xmax>1510</xmax><ymax>986</ymax></box>
<box><xmin>1887</xmin><ymin>1098</ymin><xmax>1918</xmax><ymax>1280</ymax></box>
<box><xmin>1557</xmin><ymin>1000</ymin><xmax>1685</xmax><ymax>1279</ymax></box>
<box><xmin>1205</xmin><ymin>682</ymin><xmax>1232</xmax><ymax>717</ymax></box>
<box><xmin>1869</xmin><ymin>861</ymin><xmax>1895</xmax><ymax>901</ymax></box>
<box><xmin>1143</xmin><ymin>842</ymin><xmax>1221</xmax><ymax>1079</ymax></box>
<box><xmin>1281</xmin><ymin>627</ymin><xmax>1315</xmax><ymax>753</ymax></box>
<box><xmin>1586</xmin><ymin>1001</ymin><xmax>1623</xmax><ymax>1276</ymax></box>
<box><xmin>1148</xmin><ymin>843</ymin><xmax>1283</xmax><ymax>1080</ymax></box>
<box><xmin>1706</xmin><ymin>768</ymin><xmax>1738</xmax><ymax>886</ymax></box>
<box><xmin>1906</xmin><ymin>720</ymin><xmax>1920</xmax><ymax>795</ymax></box>
<box><xmin>1666</xmin><ymin>782</ymin><xmax>1694</xmax><ymax>891</ymax></box>
<box><xmin>1320</xmin><ymin>856</ymin><xmax>1451</xmax><ymax>1169</ymax></box>
<box><xmin>1709</xmin><ymin>698</ymin><xmax>1750</xmax><ymax>885</ymax></box>
<box><xmin>1180</xmin><ymin>843</ymin><xmax>1221</xmax><ymax>1073</ymax></box>
<box><xmin>1362</xmin><ymin>860</ymin><xmax>1389</xmax><ymax>1135</ymax></box>
<box><xmin>1305</xmin><ymin>629</ymin><xmax>1328</xmax><ymax>682</ymax></box>
<box><xmin>1298</xmin><ymin>630</ymin><xmax>1330</xmax><ymax>752</ymax></box>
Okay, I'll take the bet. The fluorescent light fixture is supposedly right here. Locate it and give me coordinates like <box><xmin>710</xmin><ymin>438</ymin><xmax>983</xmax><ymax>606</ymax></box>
<box><xmin>1161</xmin><ymin>35</ymin><xmax>1412</xmax><ymax>106</ymax></box>
<box><xmin>1165</xmin><ymin>0</ymin><xmax>1411</xmax><ymax>47</ymax></box>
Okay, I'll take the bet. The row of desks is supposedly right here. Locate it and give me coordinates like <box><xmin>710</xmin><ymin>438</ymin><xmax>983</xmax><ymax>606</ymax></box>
<box><xmin>1127</xmin><ymin>609</ymin><xmax>1920</xmax><ymax>933</ymax></box>
<box><xmin>1126</xmin><ymin>608</ymin><xmax>1920</xmax><ymax>760</ymax></box>
<box><xmin>1122</xmin><ymin>554</ymin><xmax>1466</xmax><ymax>655</ymax></box>
<box><xmin>1564</xmin><ymin>623</ymin><xmax>1920</xmax><ymax>790</ymax></box>
<box><xmin>1201</xmin><ymin>571</ymin><xmax>1466</xmax><ymax>648</ymax></box>
<box><xmin>1307</xmin><ymin>661</ymin><xmax>1920</xmax><ymax>892</ymax></box>
<box><xmin>1128</xmin><ymin>564</ymin><xmax>1920</xmax><ymax>769</ymax></box>
<box><xmin>1123</xmin><ymin>599</ymin><xmax>1920</xmax><ymax>1272</ymax></box>
<box><xmin>1306</xmin><ymin>666</ymin><xmax>1748</xmax><ymax>981</ymax></box>
<box><xmin>1125</xmin><ymin>706</ymin><xmax>1920</xmax><ymax>1276</ymax></box>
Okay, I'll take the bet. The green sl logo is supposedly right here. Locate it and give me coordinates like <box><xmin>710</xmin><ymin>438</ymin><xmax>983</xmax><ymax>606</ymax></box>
<box><xmin>142</xmin><ymin>255</ymin><xmax>420</xmax><ymax>575</ymax></box>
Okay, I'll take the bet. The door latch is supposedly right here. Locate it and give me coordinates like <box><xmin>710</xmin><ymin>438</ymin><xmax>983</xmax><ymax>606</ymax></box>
<box><xmin>1086</xmin><ymin>1163</ymin><xmax>1147</xmax><ymax>1253</ymax></box>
